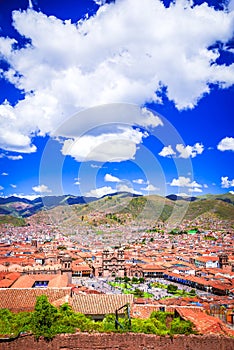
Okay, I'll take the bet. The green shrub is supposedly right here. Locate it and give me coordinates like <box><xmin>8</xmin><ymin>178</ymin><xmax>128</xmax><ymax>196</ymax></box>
<box><xmin>170</xmin><ymin>317</ymin><xmax>194</xmax><ymax>335</ymax></box>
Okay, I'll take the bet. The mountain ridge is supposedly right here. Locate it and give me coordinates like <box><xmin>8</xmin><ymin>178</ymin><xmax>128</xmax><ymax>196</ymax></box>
<box><xmin>0</xmin><ymin>192</ymin><xmax>233</xmax><ymax>222</ymax></box>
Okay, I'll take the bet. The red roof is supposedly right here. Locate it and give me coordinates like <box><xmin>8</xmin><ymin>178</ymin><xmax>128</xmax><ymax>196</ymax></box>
<box><xmin>176</xmin><ymin>307</ymin><xmax>234</xmax><ymax>336</ymax></box>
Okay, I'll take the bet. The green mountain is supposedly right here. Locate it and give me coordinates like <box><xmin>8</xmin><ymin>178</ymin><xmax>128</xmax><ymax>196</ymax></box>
<box><xmin>0</xmin><ymin>192</ymin><xmax>233</xmax><ymax>228</ymax></box>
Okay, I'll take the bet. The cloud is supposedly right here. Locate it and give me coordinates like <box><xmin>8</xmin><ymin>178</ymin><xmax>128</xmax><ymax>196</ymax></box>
<box><xmin>5</xmin><ymin>193</ymin><xmax>40</xmax><ymax>200</ymax></box>
<box><xmin>0</xmin><ymin>186</ymin><xmax>4</xmax><ymax>190</ymax></box>
<box><xmin>1</xmin><ymin>172</ymin><xmax>8</xmax><ymax>176</ymax></box>
<box><xmin>74</xmin><ymin>181</ymin><xmax>80</xmax><ymax>185</ymax></box>
<box><xmin>7</xmin><ymin>155</ymin><xmax>23</xmax><ymax>160</ymax></box>
<box><xmin>93</xmin><ymin>0</ymin><xmax>107</xmax><ymax>5</ymax></box>
<box><xmin>221</xmin><ymin>176</ymin><xmax>234</xmax><ymax>188</ymax></box>
<box><xmin>91</xmin><ymin>164</ymin><xmax>102</xmax><ymax>169</ymax></box>
<box><xmin>116</xmin><ymin>183</ymin><xmax>142</xmax><ymax>195</ymax></box>
<box><xmin>217</xmin><ymin>137</ymin><xmax>234</xmax><ymax>151</ymax></box>
<box><xmin>170</xmin><ymin>176</ymin><xmax>202</xmax><ymax>188</ymax></box>
<box><xmin>140</xmin><ymin>108</ymin><xmax>163</xmax><ymax>128</ymax></box>
<box><xmin>10</xmin><ymin>184</ymin><xmax>17</xmax><ymax>188</ymax></box>
<box><xmin>188</xmin><ymin>187</ymin><xmax>203</xmax><ymax>193</ymax></box>
<box><xmin>32</xmin><ymin>184</ymin><xmax>52</xmax><ymax>193</ymax></box>
<box><xmin>0</xmin><ymin>154</ymin><xmax>23</xmax><ymax>161</ymax></box>
<box><xmin>86</xmin><ymin>186</ymin><xmax>116</xmax><ymax>198</ymax></box>
<box><xmin>141</xmin><ymin>184</ymin><xmax>159</xmax><ymax>192</ymax></box>
<box><xmin>133</xmin><ymin>178</ymin><xmax>148</xmax><ymax>185</ymax></box>
<box><xmin>0</xmin><ymin>2</ymin><xmax>233</xmax><ymax>152</ymax></box>
<box><xmin>203</xmin><ymin>184</ymin><xmax>208</xmax><ymax>188</ymax></box>
<box><xmin>178</xmin><ymin>192</ymin><xmax>190</xmax><ymax>197</ymax></box>
<box><xmin>61</xmin><ymin>127</ymin><xmax>147</xmax><ymax>162</ymax></box>
<box><xmin>176</xmin><ymin>143</ymin><xmax>204</xmax><ymax>158</ymax></box>
<box><xmin>104</xmin><ymin>173</ymin><xmax>121</xmax><ymax>182</ymax></box>
<box><xmin>229</xmin><ymin>190</ymin><xmax>234</xmax><ymax>195</ymax></box>
<box><xmin>159</xmin><ymin>143</ymin><xmax>204</xmax><ymax>158</ymax></box>
<box><xmin>159</xmin><ymin>145</ymin><xmax>176</xmax><ymax>157</ymax></box>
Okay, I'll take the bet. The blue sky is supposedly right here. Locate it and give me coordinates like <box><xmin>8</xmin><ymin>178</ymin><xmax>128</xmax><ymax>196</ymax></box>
<box><xmin>0</xmin><ymin>0</ymin><xmax>233</xmax><ymax>199</ymax></box>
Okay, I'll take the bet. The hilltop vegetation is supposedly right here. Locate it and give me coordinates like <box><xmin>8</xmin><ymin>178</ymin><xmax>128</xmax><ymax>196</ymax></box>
<box><xmin>0</xmin><ymin>192</ymin><xmax>233</xmax><ymax>228</ymax></box>
<box><xmin>0</xmin><ymin>215</ymin><xmax>26</xmax><ymax>227</ymax></box>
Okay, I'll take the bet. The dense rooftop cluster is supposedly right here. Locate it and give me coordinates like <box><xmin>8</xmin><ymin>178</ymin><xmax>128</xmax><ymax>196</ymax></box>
<box><xmin>0</xmin><ymin>211</ymin><xmax>233</xmax><ymax>337</ymax></box>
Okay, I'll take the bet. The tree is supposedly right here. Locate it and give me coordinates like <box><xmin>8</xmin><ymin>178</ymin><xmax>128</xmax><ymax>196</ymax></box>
<box><xmin>131</xmin><ymin>276</ymin><xmax>139</xmax><ymax>284</ymax></box>
<box><xmin>189</xmin><ymin>289</ymin><xmax>196</xmax><ymax>296</ymax></box>
<box><xmin>167</xmin><ymin>284</ymin><xmax>178</xmax><ymax>294</ymax></box>
<box><xmin>170</xmin><ymin>317</ymin><xmax>194</xmax><ymax>335</ymax></box>
<box><xmin>123</xmin><ymin>276</ymin><xmax>130</xmax><ymax>283</ymax></box>
<box><xmin>133</xmin><ymin>288</ymin><xmax>144</xmax><ymax>298</ymax></box>
<box><xmin>31</xmin><ymin>295</ymin><xmax>58</xmax><ymax>339</ymax></box>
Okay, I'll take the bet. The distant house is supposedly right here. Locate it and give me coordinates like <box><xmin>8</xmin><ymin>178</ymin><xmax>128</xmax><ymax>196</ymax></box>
<box><xmin>191</xmin><ymin>256</ymin><xmax>219</xmax><ymax>269</ymax></box>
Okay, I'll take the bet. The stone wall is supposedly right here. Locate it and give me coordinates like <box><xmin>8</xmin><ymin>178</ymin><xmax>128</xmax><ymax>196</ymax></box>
<box><xmin>1</xmin><ymin>333</ymin><xmax>234</xmax><ymax>350</ymax></box>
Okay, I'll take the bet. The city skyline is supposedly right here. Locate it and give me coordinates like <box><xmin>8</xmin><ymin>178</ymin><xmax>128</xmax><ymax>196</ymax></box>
<box><xmin>0</xmin><ymin>0</ymin><xmax>233</xmax><ymax>199</ymax></box>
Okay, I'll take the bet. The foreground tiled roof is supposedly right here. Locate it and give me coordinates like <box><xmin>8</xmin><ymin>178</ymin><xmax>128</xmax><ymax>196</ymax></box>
<box><xmin>176</xmin><ymin>307</ymin><xmax>234</xmax><ymax>337</ymax></box>
<box><xmin>0</xmin><ymin>288</ymin><xmax>71</xmax><ymax>312</ymax></box>
<box><xmin>72</xmin><ymin>294</ymin><xmax>134</xmax><ymax>315</ymax></box>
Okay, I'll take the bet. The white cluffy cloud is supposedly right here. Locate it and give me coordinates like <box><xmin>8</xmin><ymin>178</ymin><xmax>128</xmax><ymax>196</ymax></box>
<box><xmin>159</xmin><ymin>143</ymin><xmax>204</xmax><ymax>158</ymax></box>
<box><xmin>0</xmin><ymin>153</ymin><xmax>23</xmax><ymax>161</ymax></box>
<box><xmin>116</xmin><ymin>183</ymin><xmax>142</xmax><ymax>195</ymax></box>
<box><xmin>133</xmin><ymin>178</ymin><xmax>148</xmax><ymax>185</ymax></box>
<box><xmin>217</xmin><ymin>137</ymin><xmax>234</xmax><ymax>151</ymax></box>
<box><xmin>188</xmin><ymin>187</ymin><xmax>202</xmax><ymax>193</ymax></box>
<box><xmin>170</xmin><ymin>176</ymin><xmax>202</xmax><ymax>190</ymax></box>
<box><xmin>176</xmin><ymin>143</ymin><xmax>204</xmax><ymax>158</ymax></box>
<box><xmin>74</xmin><ymin>177</ymin><xmax>80</xmax><ymax>185</ymax></box>
<box><xmin>0</xmin><ymin>1</ymin><xmax>233</xmax><ymax>153</ymax></box>
<box><xmin>6</xmin><ymin>193</ymin><xmax>40</xmax><ymax>200</ymax></box>
<box><xmin>7</xmin><ymin>155</ymin><xmax>23</xmax><ymax>161</ymax></box>
<box><xmin>61</xmin><ymin>127</ymin><xmax>147</xmax><ymax>162</ymax></box>
<box><xmin>1</xmin><ymin>172</ymin><xmax>8</xmax><ymax>176</ymax></box>
<box><xmin>158</xmin><ymin>145</ymin><xmax>176</xmax><ymax>157</ymax></box>
<box><xmin>32</xmin><ymin>184</ymin><xmax>52</xmax><ymax>193</ymax></box>
<box><xmin>86</xmin><ymin>186</ymin><xmax>116</xmax><ymax>198</ymax></box>
<box><xmin>141</xmin><ymin>184</ymin><xmax>159</xmax><ymax>192</ymax></box>
<box><xmin>221</xmin><ymin>176</ymin><xmax>234</xmax><ymax>188</ymax></box>
<box><xmin>104</xmin><ymin>174</ymin><xmax>121</xmax><ymax>182</ymax></box>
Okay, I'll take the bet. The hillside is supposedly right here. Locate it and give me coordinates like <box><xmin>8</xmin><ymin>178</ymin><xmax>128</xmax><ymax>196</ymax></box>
<box><xmin>0</xmin><ymin>215</ymin><xmax>27</xmax><ymax>227</ymax></box>
<box><xmin>0</xmin><ymin>192</ymin><xmax>233</xmax><ymax>229</ymax></box>
<box><xmin>24</xmin><ymin>192</ymin><xmax>234</xmax><ymax>229</ymax></box>
<box><xmin>0</xmin><ymin>195</ymin><xmax>97</xmax><ymax>218</ymax></box>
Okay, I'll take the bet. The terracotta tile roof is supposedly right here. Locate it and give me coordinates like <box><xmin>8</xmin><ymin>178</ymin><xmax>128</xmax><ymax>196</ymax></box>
<box><xmin>5</xmin><ymin>272</ymin><xmax>21</xmax><ymax>281</ymax></box>
<box><xmin>72</xmin><ymin>294</ymin><xmax>134</xmax><ymax>315</ymax></box>
<box><xmin>0</xmin><ymin>272</ymin><xmax>21</xmax><ymax>288</ymax></box>
<box><xmin>48</xmin><ymin>274</ymin><xmax>68</xmax><ymax>287</ymax></box>
<box><xmin>51</xmin><ymin>294</ymin><xmax>71</xmax><ymax>307</ymax></box>
<box><xmin>71</xmin><ymin>263</ymin><xmax>92</xmax><ymax>272</ymax></box>
<box><xmin>11</xmin><ymin>275</ymin><xmax>35</xmax><ymax>288</ymax></box>
<box><xmin>0</xmin><ymin>278</ymin><xmax>14</xmax><ymax>288</ymax></box>
<box><xmin>194</xmin><ymin>256</ymin><xmax>219</xmax><ymax>262</ymax></box>
<box><xmin>11</xmin><ymin>273</ymin><xmax>69</xmax><ymax>288</ymax></box>
<box><xmin>142</xmin><ymin>264</ymin><xmax>165</xmax><ymax>272</ymax></box>
<box><xmin>0</xmin><ymin>287</ymin><xmax>71</xmax><ymax>312</ymax></box>
<box><xmin>176</xmin><ymin>307</ymin><xmax>234</xmax><ymax>336</ymax></box>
